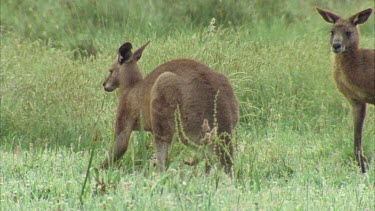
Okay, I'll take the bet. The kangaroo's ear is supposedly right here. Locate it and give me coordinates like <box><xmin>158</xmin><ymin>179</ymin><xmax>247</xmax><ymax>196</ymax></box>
<box><xmin>316</xmin><ymin>8</ymin><xmax>341</xmax><ymax>23</ymax></box>
<box><xmin>349</xmin><ymin>8</ymin><xmax>372</xmax><ymax>25</ymax></box>
<box><xmin>118</xmin><ymin>42</ymin><xmax>133</xmax><ymax>64</ymax></box>
<box><xmin>132</xmin><ymin>41</ymin><xmax>150</xmax><ymax>62</ymax></box>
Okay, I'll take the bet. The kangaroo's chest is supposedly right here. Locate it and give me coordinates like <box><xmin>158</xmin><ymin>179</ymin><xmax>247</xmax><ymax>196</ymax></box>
<box><xmin>334</xmin><ymin>67</ymin><xmax>375</xmax><ymax>104</ymax></box>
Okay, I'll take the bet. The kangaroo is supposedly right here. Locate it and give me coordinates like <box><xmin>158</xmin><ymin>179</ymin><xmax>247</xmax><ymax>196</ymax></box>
<box><xmin>316</xmin><ymin>8</ymin><xmax>375</xmax><ymax>173</ymax></box>
<box><xmin>102</xmin><ymin>41</ymin><xmax>239</xmax><ymax>174</ymax></box>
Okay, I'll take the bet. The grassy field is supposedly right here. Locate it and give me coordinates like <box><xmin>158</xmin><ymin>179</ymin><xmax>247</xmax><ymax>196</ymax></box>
<box><xmin>1</xmin><ymin>0</ymin><xmax>375</xmax><ymax>210</ymax></box>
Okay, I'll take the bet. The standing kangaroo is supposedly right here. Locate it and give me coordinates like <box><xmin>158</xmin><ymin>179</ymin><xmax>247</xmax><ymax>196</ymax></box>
<box><xmin>102</xmin><ymin>41</ymin><xmax>239</xmax><ymax>174</ymax></box>
<box><xmin>316</xmin><ymin>8</ymin><xmax>375</xmax><ymax>173</ymax></box>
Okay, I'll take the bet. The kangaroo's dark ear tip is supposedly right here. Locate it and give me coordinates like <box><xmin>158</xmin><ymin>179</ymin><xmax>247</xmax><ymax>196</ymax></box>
<box><xmin>315</xmin><ymin>8</ymin><xmax>325</xmax><ymax>15</ymax></box>
<box><xmin>359</xmin><ymin>8</ymin><xmax>373</xmax><ymax>16</ymax></box>
<box><xmin>144</xmin><ymin>41</ymin><xmax>151</xmax><ymax>47</ymax></box>
<box><xmin>119</xmin><ymin>42</ymin><xmax>133</xmax><ymax>50</ymax></box>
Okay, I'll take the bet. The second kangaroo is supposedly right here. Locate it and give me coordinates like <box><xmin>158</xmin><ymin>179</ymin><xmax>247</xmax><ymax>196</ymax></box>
<box><xmin>317</xmin><ymin>8</ymin><xmax>375</xmax><ymax>173</ymax></box>
<box><xmin>102</xmin><ymin>41</ymin><xmax>239</xmax><ymax>174</ymax></box>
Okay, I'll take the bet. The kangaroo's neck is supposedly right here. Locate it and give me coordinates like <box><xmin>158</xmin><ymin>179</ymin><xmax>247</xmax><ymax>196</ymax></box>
<box><xmin>335</xmin><ymin>47</ymin><xmax>361</xmax><ymax>65</ymax></box>
<box><xmin>334</xmin><ymin>49</ymin><xmax>362</xmax><ymax>82</ymax></box>
<box><xmin>119</xmin><ymin>68</ymin><xmax>143</xmax><ymax>93</ymax></box>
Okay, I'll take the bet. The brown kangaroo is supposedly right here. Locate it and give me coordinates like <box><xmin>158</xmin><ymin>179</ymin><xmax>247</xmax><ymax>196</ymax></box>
<box><xmin>316</xmin><ymin>8</ymin><xmax>375</xmax><ymax>173</ymax></box>
<box><xmin>102</xmin><ymin>41</ymin><xmax>239</xmax><ymax>174</ymax></box>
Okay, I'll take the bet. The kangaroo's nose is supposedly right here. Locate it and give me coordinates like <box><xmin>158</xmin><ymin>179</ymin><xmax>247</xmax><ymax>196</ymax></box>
<box><xmin>333</xmin><ymin>43</ymin><xmax>341</xmax><ymax>51</ymax></box>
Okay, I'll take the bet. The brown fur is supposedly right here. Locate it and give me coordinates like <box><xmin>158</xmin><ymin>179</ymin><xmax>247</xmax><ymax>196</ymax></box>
<box><xmin>317</xmin><ymin>8</ymin><xmax>375</xmax><ymax>173</ymax></box>
<box><xmin>102</xmin><ymin>41</ymin><xmax>239</xmax><ymax>174</ymax></box>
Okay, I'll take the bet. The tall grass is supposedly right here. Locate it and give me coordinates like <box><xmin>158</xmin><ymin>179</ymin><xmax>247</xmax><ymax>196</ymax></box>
<box><xmin>1</xmin><ymin>0</ymin><xmax>373</xmax><ymax>55</ymax></box>
<box><xmin>1</xmin><ymin>0</ymin><xmax>375</xmax><ymax>210</ymax></box>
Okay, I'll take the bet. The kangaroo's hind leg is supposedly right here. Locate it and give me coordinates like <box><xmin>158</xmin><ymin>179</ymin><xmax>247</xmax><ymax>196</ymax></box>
<box><xmin>151</xmin><ymin>72</ymin><xmax>181</xmax><ymax>172</ymax></box>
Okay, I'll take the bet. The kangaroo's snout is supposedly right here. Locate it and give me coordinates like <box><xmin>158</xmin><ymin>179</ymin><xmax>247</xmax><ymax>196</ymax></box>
<box><xmin>331</xmin><ymin>33</ymin><xmax>345</xmax><ymax>53</ymax></box>
<box><xmin>103</xmin><ymin>82</ymin><xmax>110</xmax><ymax>92</ymax></box>
<box><xmin>103</xmin><ymin>81</ymin><xmax>116</xmax><ymax>92</ymax></box>
<box><xmin>332</xmin><ymin>43</ymin><xmax>344</xmax><ymax>53</ymax></box>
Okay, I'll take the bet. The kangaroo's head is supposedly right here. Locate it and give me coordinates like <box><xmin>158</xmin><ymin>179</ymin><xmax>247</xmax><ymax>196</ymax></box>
<box><xmin>316</xmin><ymin>8</ymin><xmax>372</xmax><ymax>54</ymax></box>
<box><xmin>103</xmin><ymin>41</ymin><xmax>150</xmax><ymax>92</ymax></box>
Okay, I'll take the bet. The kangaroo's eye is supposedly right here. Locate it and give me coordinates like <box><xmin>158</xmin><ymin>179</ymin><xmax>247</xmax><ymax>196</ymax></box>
<box><xmin>345</xmin><ymin>31</ymin><xmax>352</xmax><ymax>38</ymax></box>
<box><xmin>109</xmin><ymin>70</ymin><xmax>113</xmax><ymax>74</ymax></box>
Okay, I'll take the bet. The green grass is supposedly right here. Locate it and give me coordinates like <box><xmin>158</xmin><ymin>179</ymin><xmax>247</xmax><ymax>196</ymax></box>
<box><xmin>1</xmin><ymin>0</ymin><xmax>375</xmax><ymax>210</ymax></box>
